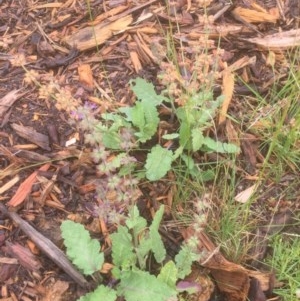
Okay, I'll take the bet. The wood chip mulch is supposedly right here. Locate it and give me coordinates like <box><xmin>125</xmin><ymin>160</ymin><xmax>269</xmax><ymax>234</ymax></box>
<box><xmin>0</xmin><ymin>0</ymin><xmax>299</xmax><ymax>300</ymax></box>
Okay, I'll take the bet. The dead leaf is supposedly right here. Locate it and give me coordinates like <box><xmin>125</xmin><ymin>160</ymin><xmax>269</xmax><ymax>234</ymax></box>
<box><xmin>234</xmin><ymin>184</ymin><xmax>258</xmax><ymax>203</ymax></box>
<box><xmin>196</xmin><ymin>232</ymin><xmax>250</xmax><ymax>300</ymax></box>
<box><xmin>183</xmin><ymin>231</ymin><xmax>273</xmax><ymax>301</ymax></box>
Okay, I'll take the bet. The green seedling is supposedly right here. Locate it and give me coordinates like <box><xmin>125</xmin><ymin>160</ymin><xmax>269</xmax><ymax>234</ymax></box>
<box><xmin>61</xmin><ymin>205</ymin><xmax>203</xmax><ymax>301</ymax></box>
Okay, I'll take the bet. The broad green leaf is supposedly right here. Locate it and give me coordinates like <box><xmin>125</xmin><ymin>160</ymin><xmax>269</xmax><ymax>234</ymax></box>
<box><xmin>162</xmin><ymin>133</ymin><xmax>179</xmax><ymax>140</ymax></box>
<box><xmin>138</xmin><ymin>107</ymin><xmax>159</xmax><ymax>142</ymax></box>
<box><xmin>149</xmin><ymin>205</ymin><xmax>166</xmax><ymax>263</ymax></box>
<box><xmin>102</xmin><ymin>130</ymin><xmax>121</xmax><ymax>149</ymax></box>
<box><xmin>196</xmin><ymin>109</ymin><xmax>213</xmax><ymax>125</ymax></box>
<box><xmin>78</xmin><ymin>285</ymin><xmax>117</xmax><ymax>301</ymax></box>
<box><xmin>149</xmin><ymin>205</ymin><xmax>164</xmax><ymax>232</ymax></box>
<box><xmin>118</xmin><ymin>270</ymin><xmax>176</xmax><ymax>301</ymax></box>
<box><xmin>101</xmin><ymin>113</ymin><xmax>129</xmax><ymax>128</ymax></box>
<box><xmin>189</xmin><ymin>91</ymin><xmax>214</xmax><ymax>106</ymax></box>
<box><xmin>203</xmin><ymin>137</ymin><xmax>240</xmax><ymax>153</ymax></box>
<box><xmin>191</xmin><ymin>129</ymin><xmax>204</xmax><ymax>151</ymax></box>
<box><xmin>136</xmin><ymin>206</ymin><xmax>167</xmax><ymax>267</ymax></box>
<box><xmin>148</xmin><ymin>229</ymin><xmax>165</xmax><ymax>263</ymax></box>
<box><xmin>175</xmin><ymin>245</ymin><xmax>201</xmax><ymax>279</ymax></box>
<box><xmin>142</xmin><ymin>101</ymin><xmax>160</xmax><ymax>125</ymax></box>
<box><xmin>145</xmin><ymin>145</ymin><xmax>173</xmax><ymax>181</ymax></box>
<box><xmin>178</xmin><ymin>122</ymin><xmax>192</xmax><ymax>149</ymax></box>
<box><xmin>118</xmin><ymin>106</ymin><xmax>134</xmax><ymax>122</ymax></box>
<box><xmin>136</xmin><ymin>235</ymin><xmax>152</xmax><ymax>268</ymax></box>
<box><xmin>111</xmin><ymin>226</ymin><xmax>136</xmax><ymax>268</ymax></box>
<box><xmin>118</xmin><ymin>162</ymin><xmax>137</xmax><ymax>176</ymax></box>
<box><xmin>197</xmin><ymin>98</ymin><xmax>223</xmax><ymax>125</ymax></box>
<box><xmin>126</xmin><ymin>206</ymin><xmax>147</xmax><ymax>234</ymax></box>
<box><xmin>179</xmin><ymin>155</ymin><xmax>215</xmax><ymax>180</ymax></box>
<box><xmin>157</xmin><ymin>261</ymin><xmax>178</xmax><ymax>288</ymax></box>
<box><xmin>131</xmin><ymin>102</ymin><xmax>145</xmax><ymax>129</ymax></box>
<box><xmin>176</xmin><ymin>107</ymin><xmax>196</xmax><ymax>126</ymax></box>
<box><xmin>61</xmin><ymin>221</ymin><xmax>104</xmax><ymax>275</ymax></box>
<box><xmin>131</xmin><ymin>100</ymin><xmax>159</xmax><ymax>143</ymax></box>
<box><xmin>130</xmin><ymin>78</ymin><xmax>167</xmax><ymax>105</ymax></box>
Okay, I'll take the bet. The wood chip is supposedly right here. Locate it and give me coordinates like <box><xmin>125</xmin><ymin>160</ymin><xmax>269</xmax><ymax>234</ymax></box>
<box><xmin>219</xmin><ymin>68</ymin><xmax>234</xmax><ymax>124</ymax></box>
<box><xmin>7</xmin><ymin>163</ymin><xmax>51</xmax><ymax>207</ymax></box>
<box><xmin>65</xmin><ymin>15</ymin><xmax>133</xmax><ymax>51</ymax></box>
<box><xmin>78</xmin><ymin>64</ymin><xmax>94</xmax><ymax>88</ymax></box>
<box><xmin>0</xmin><ymin>90</ymin><xmax>23</xmax><ymax>123</ymax></box>
<box><xmin>0</xmin><ymin>175</ymin><xmax>20</xmax><ymax>195</ymax></box>
<box><xmin>232</xmin><ymin>7</ymin><xmax>279</xmax><ymax>24</ymax></box>
<box><xmin>247</xmin><ymin>29</ymin><xmax>300</xmax><ymax>50</ymax></box>
<box><xmin>10</xmin><ymin>123</ymin><xmax>50</xmax><ymax>151</ymax></box>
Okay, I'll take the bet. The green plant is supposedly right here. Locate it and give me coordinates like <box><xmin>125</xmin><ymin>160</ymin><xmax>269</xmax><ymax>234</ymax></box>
<box><xmin>205</xmin><ymin>164</ymin><xmax>258</xmax><ymax>264</ymax></box>
<box><xmin>74</xmin><ymin>77</ymin><xmax>239</xmax><ymax>182</ymax></box>
<box><xmin>265</xmin><ymin>234</ymin><xmax>300</xmax><ymax>301</ymax></box>
<box><xmin>202</xmin><ymin>58</ymin><xmax>300</xmax><ymax>300</ymax></box>
<box><xmin>61</xmin><ymin>205</ymin><xmax>203</xmax><ymax>301</ymax></box>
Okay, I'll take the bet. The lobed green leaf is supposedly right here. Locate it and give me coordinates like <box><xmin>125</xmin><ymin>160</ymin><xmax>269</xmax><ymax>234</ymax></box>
<box><xmin>110</xmin><ymin>226</ymin><xmax>136</xmax><ymax>268</ymax></box>
<box><xmin>61</xmin><ymin>220</ymin><xmax>104</xmax><ymax>275</ymax></box>
<box><xmin>129</xmin><ymin>78</ymin><xmax>167</xmax><ymax>106</ymax></box>
<box><xmin>157</xmin><ymin>261</ymin><xmax>178</xmax><ymax>289</ymax></box>
<box><xmin>175</xmin><ymin>245</ymin><xmax>201</xmax><ymax>279</ymax></box>
<box><xmin>203</xmin><ymin>137</ymin><xmax>240</xmax><ymax>153</ymax></box>
<box><xmin>145</xmin><ymin>145</ymin><xmax>173</xmax><ymax>181</ymax></box>
<box><xmin>149</xmin><ymin>205</ymin><xmax>166</xmax><ymax>263</ymax></box>
<box><xmin>118</xmin><ymin>270</ymin><xmax>176</xmax><ymax>301</ymax></box>
<box><xmin>78</xmin><ymin>285</ymin><xmax>117</xmax><ymax>301</ymax></box>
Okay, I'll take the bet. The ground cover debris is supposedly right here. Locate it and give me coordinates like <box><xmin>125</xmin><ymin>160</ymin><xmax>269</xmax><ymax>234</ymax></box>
<box><xmin>0</xmin><ymin>0</ymin><xmax>299</xmax><ymax>300</ymax></box>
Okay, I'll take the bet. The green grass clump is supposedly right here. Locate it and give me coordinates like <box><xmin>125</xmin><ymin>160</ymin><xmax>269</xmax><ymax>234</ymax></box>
<box><xmin>265</xmin><ymin>234</ymin><xmax>300</xmax><ymax>301</ymax></box>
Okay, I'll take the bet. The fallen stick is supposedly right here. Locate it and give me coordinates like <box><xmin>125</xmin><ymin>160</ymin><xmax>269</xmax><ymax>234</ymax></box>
<box><xmin>0</xmin><ymin>203</ymin><xmax>88</xmax><ymax>288</ymax></box>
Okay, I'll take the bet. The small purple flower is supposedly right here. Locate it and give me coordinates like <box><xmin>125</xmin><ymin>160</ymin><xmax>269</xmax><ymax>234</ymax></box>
<box><xmin>84</xmin><ymin>101</ymin><xmax>98</xmax><ymax>110</ymax></box>
<box><xmin>69</xmin><ymin>110</ymin><xmax>84</xmax><ymax>120</ymax></box>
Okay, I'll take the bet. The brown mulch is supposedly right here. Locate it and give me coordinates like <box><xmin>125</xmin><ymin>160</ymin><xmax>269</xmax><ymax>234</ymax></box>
<box><xmin>0</xmin><ymin>0</ymin><xmax>299</xmax><ymax>300</ymax></box>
